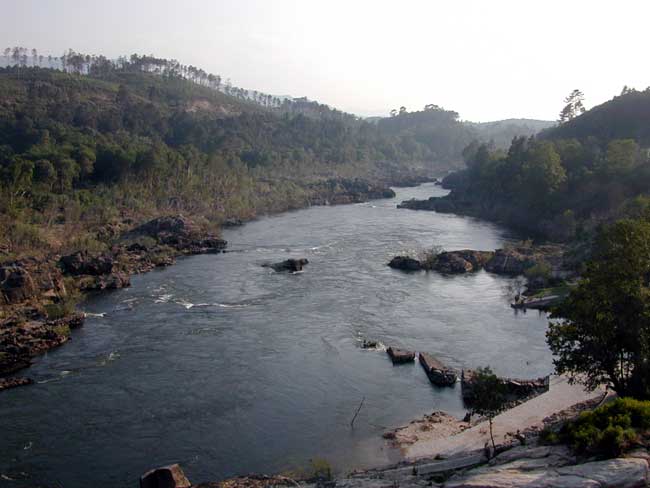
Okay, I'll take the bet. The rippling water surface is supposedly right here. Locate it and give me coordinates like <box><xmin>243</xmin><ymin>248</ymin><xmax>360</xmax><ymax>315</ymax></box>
<box><xmin>0</xmin><ymin>183</ymin><xmax>551</xmax><ymax>487</ymax></box>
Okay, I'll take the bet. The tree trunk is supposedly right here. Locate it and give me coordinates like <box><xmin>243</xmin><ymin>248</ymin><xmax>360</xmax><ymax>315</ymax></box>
<box><xmin>489</xmin><ymin>417</ymin><xmax>496</xmax><ymax>452</ymax></box>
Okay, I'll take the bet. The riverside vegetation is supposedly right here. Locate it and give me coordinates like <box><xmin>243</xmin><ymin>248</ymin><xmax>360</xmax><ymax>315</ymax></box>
<box><xmin>4</xmin><ymin>50</ymin><xmax>650</xmax><ymax>487</ymax></box>
<box><xmin>0</xmin><ymin>50</ymin><xmax>554</xmax><ymax>390</ymax></box>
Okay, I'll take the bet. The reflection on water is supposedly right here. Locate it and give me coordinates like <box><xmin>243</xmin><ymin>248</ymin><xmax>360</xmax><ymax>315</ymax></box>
<box><xmin>0</xmin><ymin>183</ymin><xmax>551</xmax><ymax>487</ymax></box>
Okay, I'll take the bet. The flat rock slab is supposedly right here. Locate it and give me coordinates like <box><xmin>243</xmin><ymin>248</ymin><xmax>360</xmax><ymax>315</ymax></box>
<box><xmin>387</xmin><ymin>347</ymin><xmax>416</xmax><ymax>364</ymax></box>
<box><xmin>445</xmin><ymin>457</ymin><xmax>649</xmax><ymax>488</ymax></box>
<box><xmin>419</xmin><ymin>353</ymin><xmax>457</xmax><ymax>386</ymax></box>
<box><xmin>406</xmin><ymin>376</ymin><xmax>605</xmax><ymax>460</ymax></box>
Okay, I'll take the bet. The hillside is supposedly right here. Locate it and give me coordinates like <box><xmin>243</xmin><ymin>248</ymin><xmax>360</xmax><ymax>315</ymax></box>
<box><xmin>399</xmin><ymin>88</ymin><xmax>650</xmax><ymax>242</ymax></box>
<box><xmin>541</xmin><ymin>89</ymin><xmax>650</xmax><ymax>145</ymax></box>
<box><xmin>0</xmin><ymin>61</ymin><xmax>465</xmax><ymax>258</ymax></box>
<box><xmin>469</xmin><ymin>118</ymin><xmax>555</xmax><ymax>148</ymax></box>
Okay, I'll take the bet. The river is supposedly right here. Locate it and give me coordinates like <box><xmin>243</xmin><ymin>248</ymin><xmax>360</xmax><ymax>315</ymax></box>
<box><xmin>0</xmin><ymin>183</ymin><xmax>552</xmax><ymax>487</ymax></box>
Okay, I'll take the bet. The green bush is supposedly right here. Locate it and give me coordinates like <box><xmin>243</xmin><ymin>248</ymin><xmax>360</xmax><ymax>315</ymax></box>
<box><xmin>44</xmin><ymin>289</ymin><xmax>79</xmax><ymax>320</ymax></box>
<box><xmin>524</xmin><ymin>261</ymin><xmax>552</xmax><ymax>281</ymax></box>
<box><xmin>560</xmin><ymin>398</ymin><xmax>650</xmax><ymax>456</ymax></box>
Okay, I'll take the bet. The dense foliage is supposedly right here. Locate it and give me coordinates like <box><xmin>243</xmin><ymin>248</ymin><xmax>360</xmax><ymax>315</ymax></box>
<box><xmin>548</xmin><ymin>219</ymin><xmax>650</xmax><ymax>399</ymax></box>
<box><xmin>558</xmin><ymin>398</ymin><xmax>650</xmax><ymax>457</ymax></box>
<box><xmin>438</xmin><ymin>89</ymin><xmax>650</xmax><ymax>241</ymax></box>
<box><xmin>0</xmin><ymin>63</ymin><xmax>467</xmax><ymax>257</ymax></box>
<box><xmin>468</xmin><ymin>366</ymin><xmax>508</xmax><ymax>450</ymax></box>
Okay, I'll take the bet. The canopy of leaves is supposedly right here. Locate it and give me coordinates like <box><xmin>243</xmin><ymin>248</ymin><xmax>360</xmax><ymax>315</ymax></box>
<box><xmin>548</xmin><ymin>219</ymin><xmax>650</xmax><ymax>398</ymax></box>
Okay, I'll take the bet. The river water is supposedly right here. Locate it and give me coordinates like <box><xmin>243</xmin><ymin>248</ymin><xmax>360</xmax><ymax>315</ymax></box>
<box><xmin>0</xmin><ymin>183</ymin><xmax>552</xmax><ymax>487</ymax></box>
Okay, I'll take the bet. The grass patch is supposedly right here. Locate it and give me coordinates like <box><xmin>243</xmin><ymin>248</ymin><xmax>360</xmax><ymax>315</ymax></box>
<box><xmin>528</xmin><ymin>282</ymin><xmax>573</xmax><ymax>300</ymax></box>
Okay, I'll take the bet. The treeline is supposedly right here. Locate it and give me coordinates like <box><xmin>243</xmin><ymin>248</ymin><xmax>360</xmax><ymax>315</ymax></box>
<box><xmin>440</xmin><ymin>89</ymin><xmax>650</xmax><ymax>241</ymax></box>
<box><xmin>0</xmin><ymin>47</ymin><xmax>363</xmax><ymax>118</ymax></box>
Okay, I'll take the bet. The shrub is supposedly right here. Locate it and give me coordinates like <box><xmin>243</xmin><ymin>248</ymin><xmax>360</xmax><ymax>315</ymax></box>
<box><xmin>308</xmin><ymin>458</ymin><xmax>332</xmax><ymax>481</ymax></box>
<box><xmin>51</xmin><ymin>323</ymin><xmax>71</xmax><ymax>338</ymax></box>
<box><xmin>560</xmin><ymin>398</ymin><xmax>650</xmax><ymax>456</ymax></box>
<box><xmin>524</xmin><ymin>261</ymin><xmax>552</xmax><ymax>281</ymax></box>
<box><xmin>539</xmin><ymin>427</ymin><xmax>559</xmax><ymax>445</ymax></box>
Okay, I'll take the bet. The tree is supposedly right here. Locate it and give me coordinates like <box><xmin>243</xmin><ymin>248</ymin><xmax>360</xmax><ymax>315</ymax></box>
<box><xmin>598</xmin><ymin>139</ymin><xmax>639</xmax><ymax>176</ymax></box>
<box><xmin>520</xmin><ymin>140</ymin><xmax>566</xmax><ymax>205</ymax></box>
<box><xmin>468</xmin><ymin>367</ymin><xmax>508</xmax><ymax>451</ymax></box>
<box><xmin>548</xmin><ymin>219</ymin><xmax>650</xmax><ymax>399</ymax></box>
<box><xmin>559</xmin><ymin>89</ymin><xmax>586</xmax><ymax>123</ymax></box>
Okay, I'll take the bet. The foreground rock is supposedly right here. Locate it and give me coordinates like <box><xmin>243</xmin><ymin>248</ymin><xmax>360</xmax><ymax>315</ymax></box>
<box><xmin>387</xmin><ymin>347</ymin><xmax>416</xmax><ymax>364</ymax></box>
<box><xmin>140</xmin><ymin>464</ymin><xmax>191</xmax><ymax>488</ymax></box>
<box><xmin>383</xmin><ymin>411</ymin><xmax>469</xmax><ymax>447</ymax></box>
<box><xmin>263</xmin><ymin>258</ymin><xmax>309</xmax><ymax>272</ymax></box>
<box><xmin>445</xmin><ymin>455</ymin><xmax>649</xmax><ymax>488</ymax></box>
<box><xmin>419</xmin><ymin>353</ymin><xmax>457</xmax><ymax>386</ymax></box>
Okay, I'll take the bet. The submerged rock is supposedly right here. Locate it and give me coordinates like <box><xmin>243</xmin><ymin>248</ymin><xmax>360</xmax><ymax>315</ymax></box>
<box><xmin>140</xmin><ymin>464</ymin><xmax>191</xmax><ymax>488</ymax></box>
<box><xmin>263</xmin><ymin>258</ymin><xmax>309</xmax><ymax>272</ymax></box>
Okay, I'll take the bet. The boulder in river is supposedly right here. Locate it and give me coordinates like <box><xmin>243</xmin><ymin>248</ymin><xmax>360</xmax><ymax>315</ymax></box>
<box><xmin>388</xmin><ymin>256</ymin><xmax>423</xmax><ymax>271</ymax></box>
<box><xmin>387</xmin><ymin>347</ymin><xmax>416</xmax><ymax>364</ymax></box>
<box><xmin>419</xmin><ymin>353</ymin><xmax>457</xmax><ymax>386</ymax></box>
<box><xmin>263</xmin><ymin>258</ymin><xmax>309</xmax><ymax>272</ymax></box>
<box><xmin>140</xmin><ymin>464</ymin><xmax>191</xmax><ymax>488</ymax></box>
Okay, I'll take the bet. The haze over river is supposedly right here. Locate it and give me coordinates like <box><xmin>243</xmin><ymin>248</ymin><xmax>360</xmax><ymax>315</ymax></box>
<box><xmin>0</xmin><ymin>183</ymin><xmax>552</xmax><ymax>487</ymax></box>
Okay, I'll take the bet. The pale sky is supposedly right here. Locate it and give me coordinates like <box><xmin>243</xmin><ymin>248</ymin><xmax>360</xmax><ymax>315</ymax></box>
<box><xmin>2</xmin><ymin>0</ymin><xmax>648</xmax><ymax>121</ymax></box>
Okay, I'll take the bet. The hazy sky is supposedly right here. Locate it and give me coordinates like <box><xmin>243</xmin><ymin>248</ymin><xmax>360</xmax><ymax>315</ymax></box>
<box><xmin>2</xmin><ymin>0</ymin><xmax>648</xmax><ymax>121</ymax></box>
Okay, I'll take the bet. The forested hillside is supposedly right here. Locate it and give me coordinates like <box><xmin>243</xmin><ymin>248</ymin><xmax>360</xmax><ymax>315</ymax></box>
<box><xmin>469</xmin><ymin>119</ymin><xmax>555</xmax><ymax>149</ymax></box>
<box><xmin>408</xmin><ymin>89</ymin><xmax>650</xmax><ymax>242</ymax></box>
<box><xmin>0</xmin><ymin>58</ymin><xmax>460</xmax><ymax>258</ymax></box>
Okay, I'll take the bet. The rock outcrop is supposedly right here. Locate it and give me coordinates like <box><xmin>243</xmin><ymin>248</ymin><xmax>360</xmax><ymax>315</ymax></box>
<box><xmin>445</xmin><ymin>454</ymin><xmax>649</xmax><ymax>488</ymax></box>
<box><xmin>0</xmin><ymin>265</ymin><xmax>37</xmax><ymax>305</ymax></box>
<box><xmin>388</xmin><ymin>246</ymin><xmax>566</xmax><ymax>278</ymax></box>
<box><xmin>59</xmin><ymin>251</ymin><xmax>115</xmax><ymax>276</ymax></box>
<box><xmin>140</xmin><ymin>464</ymin><xmax>191</xmax><ymax>488</ymax></box>
<box><xmin>125</xmin><ymin>215</ymin><xmax>227</xmax><ymax>253</ymax></box>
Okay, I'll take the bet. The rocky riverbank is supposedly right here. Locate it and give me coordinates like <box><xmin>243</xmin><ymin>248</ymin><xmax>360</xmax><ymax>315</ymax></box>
<box><xmin>0</xmin><ymin>215</ymin><xmax>227</xmax><ymax>390</ymax></box>
<box><xmin>0</xmin><ymin>178</ymin><xmax>408</xmax><ymax>392</ymax></box>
